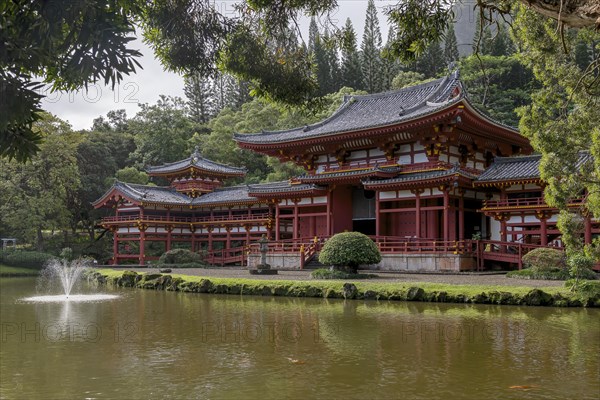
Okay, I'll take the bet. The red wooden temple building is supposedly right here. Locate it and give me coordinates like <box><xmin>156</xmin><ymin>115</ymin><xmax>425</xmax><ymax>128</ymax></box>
<box><xmin>94</xmin><ymin>71</ymin><xmax>598</xmax><ymax>270</ymax></box>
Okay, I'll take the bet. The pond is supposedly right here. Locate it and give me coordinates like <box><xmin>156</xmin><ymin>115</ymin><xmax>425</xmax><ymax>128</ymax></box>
<box><xmin>1</xmin><ymin>277</ymin><xmax>598</xmax><ymax>399</ymax></box>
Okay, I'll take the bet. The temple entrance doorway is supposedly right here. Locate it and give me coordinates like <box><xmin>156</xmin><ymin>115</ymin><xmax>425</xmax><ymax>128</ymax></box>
<box><xmin>352</xmin><ymin>188</ymin><xmax>376</xmax><ymax>236</ymax></box>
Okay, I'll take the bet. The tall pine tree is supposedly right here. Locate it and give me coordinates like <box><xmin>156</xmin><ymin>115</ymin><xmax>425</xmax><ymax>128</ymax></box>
<box><xmin>184</xmin><ymin>73</ymin><xmax>214</xmax><ymax>124</ymax></box>
<box><xmin>340</xmin><ymin>18</ymin><xmax>363</xmax><ymax>90</ymax></box>
<box><xmin>415</xmin><ymin>41</ymin><xmax>445</xmax><ymax>78</ymax></box>
<box><xmin>361</xmin><ymin>0</ymin><xmax>383</xmax><ymax>93</ymax></box>
<box><xmin>444</xmin><ymin>24</ymin><xmax>460</xmax><ymax>65</ymax></box>
<box><xmin>381</xmin><ymin>26</ymin><xmax>402</xmax><ymax>91</ymax></box>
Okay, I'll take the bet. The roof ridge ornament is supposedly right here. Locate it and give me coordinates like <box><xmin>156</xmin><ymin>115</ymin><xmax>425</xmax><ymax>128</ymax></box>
<box><xmin>192</xmin><ymin>145</ymin><xmax>201</xmax><ymax>163</ymax></box>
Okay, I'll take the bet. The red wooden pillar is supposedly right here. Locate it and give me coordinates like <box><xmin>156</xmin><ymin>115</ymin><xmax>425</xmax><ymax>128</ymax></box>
<box><xmin>584</xmin><ymin>215</ymin><xmax>592</xmax><ymax>244</ymax></box>
<box><xmin>245</xmin><ymin>224</ymin><xmax>251</xmax><ymax>245</ymax></box>
<box><xmin>208</xmin><ymin>226</ymin><xmax>213</xmax><ymax>251</ymax></box>
<box><xmin>275</xmin><ymin>201</ymin><xmax>281</xmax><ymax>241</ymax></box>
<box><xmin>112</xmin><ymin>228</ymin><xmax>118</xmax><ymax>265</ymax></box>
<box><xmin>326</xmin><ymin>191</ymin><xmax>331</xmax><ymax>236</ymax></box>
<box><xmin>375</xmin><ymin>191</ymin><xmax>380</xmax><ymax>237</ymax></box>
<box><xmin>443</xmin><ymin>187</ymin><xmax>449</xmax><ymax>242</ymax></box>
<box><xmin>139</xmin><ymin>230</ymin><xmax>145</xmax><ymax>265</ymax></box>
<box><xmin>226</xmin><ymin>226</ymin><xmax>231</xmax><ymax>249</ymax></box>
<box><xmin>500</xmin><ymin>219</ymin><xmax>507</xmax><ymax>242</ymax></box>
<box><xmin>293</xmin><ymin>199</ymin><xmax>299</xmax><ymax>240</ymax></box>
<box><xmin>458</xmin><ymin>191</ymin><xmax>465</xmax><ymax>240</ymax></box>
<box><xmin>412</xmin><ymin>189</ymin><xmax>422</xmax><ymax>238</ymax></box>
<box><xmin>138</xmin><ymin>206</ymin><xmax>145</xmax><ymax>264</ymax></box>
<box><xmin>539</xmin><ymin>212</ymin><xmax>548</xmax><ymax>246</ymax></box>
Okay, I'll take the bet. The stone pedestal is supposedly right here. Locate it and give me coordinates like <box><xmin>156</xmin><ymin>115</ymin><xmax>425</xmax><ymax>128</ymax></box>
<box><xmin>249</xmin><ymin>264</ymin><xmax>278</xmax><ymax>275</ymax></box>
<box><xmin>249</xmin><ymin>235</ymin><xmax>278</xmax><ymax>275</ymax></box>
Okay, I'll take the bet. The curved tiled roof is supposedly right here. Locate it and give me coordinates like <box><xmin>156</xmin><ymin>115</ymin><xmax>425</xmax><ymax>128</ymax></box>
<box><xmin>146</xmin><ymin>148</ymin><xmax>246</xmax><ymax>176</ymax></box>
<box><xmin>234</xmin><ymin>71</ymin><xmax>488</xmax><ymax>145</ymax></box>
<box><xmin>363</xmin><ymin>166</ymin><xmax>478</xmax><ymax>188</ymax></box>
<box><xmin>475</xmin><ymin>155</ymin><xmax>541</xmax><ymax>183</ymax></box>
<box><xmin>298</xmin><ymin>165</ymin><xmax>401</xmax><ymax>182</ymax></box>
<box><xmin>475</xmin><ymin>152</ymin><xmax>593</xmax><ymax>184</ymax></box>
<box><xmin>248</xmin><ymin>181</ymin><xmax>326</xmax><ymax>195</ymax></box>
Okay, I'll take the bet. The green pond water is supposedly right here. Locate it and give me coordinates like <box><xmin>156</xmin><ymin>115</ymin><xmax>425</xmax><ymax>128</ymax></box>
<box><xmin>0</xmin><ymin>277</ymin><xmax>598</xmax><ymax>399</ymax></box>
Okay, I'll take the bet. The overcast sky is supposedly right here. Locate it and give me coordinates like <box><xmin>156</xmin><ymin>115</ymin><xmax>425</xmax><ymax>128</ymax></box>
<box><xmin>41</xmin><ymin>1</ymin><xmax>479</xmax><ymax>130</ymax></box>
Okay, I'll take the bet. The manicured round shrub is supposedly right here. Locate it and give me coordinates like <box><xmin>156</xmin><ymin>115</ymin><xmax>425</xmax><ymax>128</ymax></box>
<box><xmin>318</xmin><ymin>232</ymin><xmax>381</xmax><ymax>274</ymax></box>
<box><xmin>522</xmin><ymin>248</ymin><xmax>566</xmax><ymax>272</ymax></box>
<box><xmin>158</xmin><ymin>249</ymin><xmax>204</xmax><ymax>265</ymax></box>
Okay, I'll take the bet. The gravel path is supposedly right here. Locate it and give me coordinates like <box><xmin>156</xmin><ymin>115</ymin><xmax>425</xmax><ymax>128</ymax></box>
<box><xmin>109</xmin><ymin>267</ymin><xmax>565</xmax><ymax>288</ymax></box>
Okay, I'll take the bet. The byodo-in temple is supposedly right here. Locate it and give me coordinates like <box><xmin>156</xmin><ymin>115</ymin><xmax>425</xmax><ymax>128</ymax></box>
<box><xmin>93</xmin><ymin>71</ymin><xmax>599</xmax><ymax>271</ymax></box>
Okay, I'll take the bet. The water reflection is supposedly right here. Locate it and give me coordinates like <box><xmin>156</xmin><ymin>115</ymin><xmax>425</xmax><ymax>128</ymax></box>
<box><xmin>1</xmin><ymin>278</ymin><xmax>598</xmax><ymax>400</ymax></box>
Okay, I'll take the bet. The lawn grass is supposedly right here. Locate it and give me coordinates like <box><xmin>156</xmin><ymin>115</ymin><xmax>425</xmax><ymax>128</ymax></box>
<box><xmin>0</xmin><ymin>264</ymin><xmax>40</xmax><ymax>277</ymax></box>
<box><xmin>94</xmin><ymin>268</ymin><xmax>575</xmax><ymax>301</ymax></box>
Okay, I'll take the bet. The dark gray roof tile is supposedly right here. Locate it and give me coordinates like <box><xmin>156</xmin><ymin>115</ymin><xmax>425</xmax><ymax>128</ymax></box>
<box><xmin>146</xmin><ymin>148</ymin><xmax>246</xmax><ymax>176</ymax></box>
<box><xmin>234</xmin><ymin>71</ymin><xmax>477</xmax><ymax>144</ymax></box>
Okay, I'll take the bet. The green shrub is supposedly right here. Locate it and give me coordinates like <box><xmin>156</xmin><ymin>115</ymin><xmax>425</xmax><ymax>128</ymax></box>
<box><xmin>318</xmin><ymin>232</ymin><xmax>381</xmax><ymax>273</ymax></box>
<box><xmin>565</xmin><ymin>279</ymin><xmax>600</xmax><ymax>303</ymax></box>
<box><xmin>311</xmin><ymin>268</ymin><xmax>377</xmax><ymax>280</ymax></box>
<box><xmin>522</xmin><ymin>248</ymin><xmax>566</xmax><ymax>272</ymax></box>
<box><xmin>3</xmin><ymin>251</ymin><xmax>56</xmax><ymax>269</ymax></box>
<box><xmin>158</xmin><ymin>249</ymin><xmax>207</xmax><ymax>266</ymax></box>
<box><xmin>568</xmin><ymin>252</ymin><xmax>597</xmax><ymax>286</ymax></box>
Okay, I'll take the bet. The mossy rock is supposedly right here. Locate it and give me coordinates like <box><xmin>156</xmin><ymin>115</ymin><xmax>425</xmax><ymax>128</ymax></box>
<box><xmin>304</xmin><ymin>286</ymin><xmax>322</xmax><ymax>298</ymax></box>
<box><xmin>488</xmin><ymin>291</ymin><xmax>518</xmax><ymax>305</ymax></box>
<box><xmin>197</xmin><ymin>279</ymin><xmax>214</xmax><ymax>293</ymax></box>
<box><xmin>273</xmin><ymin>286</ymin><xmax>288</xmax><ymax>296</ymax></box>
<box><xmin>472</xmin><ymin>292</ymin><xmax>489</xmax><ymax>304</ymax></box>
<box><xmin>117</xmin><ymin>271</ymin><xmax>139</xmax><ymax>287</ymax></box>
<box><xmin>166</xmin><ymin>277</ymin><xmax>183</xmax><ymax>291</ymax></box>
<box><xmin>260</xmin><ymin>286</ymin><xmax>273</xmax><ymax>296</ymax></box>
<box><xmin>342</xmin><ymin>283</ymin><xmax>358</xmax><ymax>299</ymax></box>
<box><xmin>406</xmin><ymin>287</ymin><xmax>425</xmax><ymax>301</ymax></box>
<box><xmin>213</xmin><ymin>284</ymin><xmax>229</xmax><ymax>294</ymax></box>
<box><xmin>363</xmin><ymin>290</ymin><xmax>379</xmax><ymax>300</ymax></box>
<box><xmin>228</xmin><ymin>284</ymin><xmax>242</xmax><ymax>295</ymax></box>
<box><xmin>522</xmin><ymin>289</ymin><xmax>553</xmax><ymax>306</ymax></box>
<box><xmin>552</xmin><ymin>293</ymin><xmax>570</xmax><ymax>307</ymax></box>
<box><xmin>141</xmin><ymin>273</ymin><xmax>163</xmax><ymax>282</ymax></box>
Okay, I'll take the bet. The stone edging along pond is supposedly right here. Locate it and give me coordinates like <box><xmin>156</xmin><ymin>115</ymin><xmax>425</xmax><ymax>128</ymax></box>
<box><xmin>85</xmin><ymin>270</ymin><xmax>600</xmax><ymax>308</ymax></box>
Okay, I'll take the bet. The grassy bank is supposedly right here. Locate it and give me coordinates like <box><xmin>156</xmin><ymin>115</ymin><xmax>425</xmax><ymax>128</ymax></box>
<box><xmin>0</xmin><ymin>264</ymin><xmax>40</xmax><ymax>277</ymax></box>
<box><xmin>88</xmin><ymin>269</ymin><xmax>600</xmax><ymax>307</ymax></box>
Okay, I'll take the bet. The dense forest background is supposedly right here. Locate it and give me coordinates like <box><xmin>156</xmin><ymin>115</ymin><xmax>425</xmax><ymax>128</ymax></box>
<box><xmin>0</xmin><ymin>2</ymin><xmax>597</xmax><ymax>256</ymax></box>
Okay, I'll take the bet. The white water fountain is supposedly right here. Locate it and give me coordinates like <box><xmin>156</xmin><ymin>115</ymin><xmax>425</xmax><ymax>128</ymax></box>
<box><xmin>23</xmin><ymin>258</ymin><xmax>118</xmax><ymax>303</ymax></box>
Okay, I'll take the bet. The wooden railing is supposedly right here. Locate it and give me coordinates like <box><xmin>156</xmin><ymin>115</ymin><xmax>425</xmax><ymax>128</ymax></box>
<box><xmin>371</xmin><ymin>236</ymin><xmax>476</xmax><ymax>254</ymax></box>
<box><xmin>483</xmin><ymin>197</ymin><xmax>584</xmax><ymax>209</ymax></box>
<box><xmin>473</xmin><ymin>240</ymin><xmax>561</xmax><ymax>270</ymax></box>
<box><xmin>205</xmin><ymin>247</ymin><xmax>247</xmax><ymax>267</ymax></box>
<box><xmin>102</xmin><ymin>212</ymin><xmax>270</xmax><ymax>224</ymax></box>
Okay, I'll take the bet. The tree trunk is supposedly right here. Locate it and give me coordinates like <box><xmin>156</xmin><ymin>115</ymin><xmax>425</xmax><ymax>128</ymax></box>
<box><xmin>518</xmin><ymin>0</ymin><xmax>600</xmax><ymax>29</ymax></box>
<box><xmin>36</xmin><ymin>227</ymin><xmax>44</xmax><ymax>251</ymax></box>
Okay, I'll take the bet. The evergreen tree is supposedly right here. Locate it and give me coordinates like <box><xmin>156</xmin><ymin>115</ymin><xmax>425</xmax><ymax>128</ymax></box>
<box><xmin>184</xmin><ymin>73</ymin><xmax>214</xmax><ymax>124</ymax></box>
<box><xmin>444</xmin><ymin>24</ymin><xmax>460</xmax><ymax>65</ymax></box>
<box><xmin>381</xmin><ymin>26</ymin><xmax>402</xmax><ymax>91</ymax></box>
<box><xmin>473</xmin><ymin>15</ymin><xmax>494</xmax><ymax>55</ymax></box>
<box><xmin>361</xmin><ymin>0</ymin><xmax>383</xmax><ymax>93</ymax></box>
<box><xmin>340</xmin><ymin>18</ymin><xmax>363</xmax><ymax>91</ymax></box>
<box><xmin>415</xmin><ymin>41</ymin><xmax>445</xmax><ymax>78</ymax></box>
<box><xmin>489</xmin><ymin>23</ymin><xmax>514</xmax><ymax>56</ymax></box>
<box><xmin>308</xmin><ymin>17</ymin><xmax>319</xmax><ymax>55</ymax></box>
<box><xmin>324</xmin><ymin>30</ymin><xmax>342</xmax><ymax>92</ymax></box>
